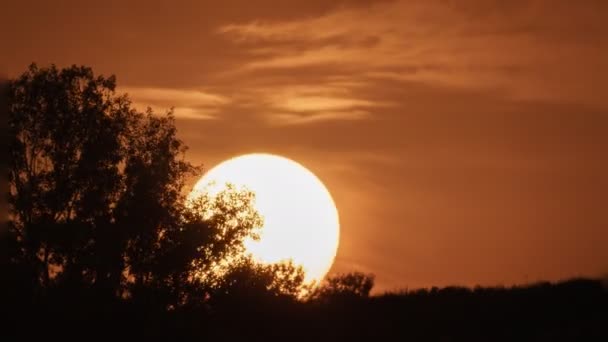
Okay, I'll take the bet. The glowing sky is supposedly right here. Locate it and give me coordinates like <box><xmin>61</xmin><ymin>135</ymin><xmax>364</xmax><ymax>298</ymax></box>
<box><xmin>4</xmin><ymin>0</ymin><xmax>608</xmax><ymax>291</ymax></box>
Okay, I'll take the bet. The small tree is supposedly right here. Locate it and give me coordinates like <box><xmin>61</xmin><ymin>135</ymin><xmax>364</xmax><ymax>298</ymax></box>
<box><xmin>312</xmin><ymin>272</ymin><xmax>375</xmax><ymax>302</ymax></box>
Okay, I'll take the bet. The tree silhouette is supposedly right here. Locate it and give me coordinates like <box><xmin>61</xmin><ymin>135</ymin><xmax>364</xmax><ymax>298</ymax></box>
<box><xmin>311</xmin><ymin>271</ymin><xmax>375</xmax><ymax>302</ymax></box>
<box><xmin>5</xmin><ymin>64</ymin><xmax>305</xmax><ymax>311</ymax></box>
<box><xmin>9</xmin><ymin>63</ymin><xmax>139</xmax><ymax>295</ymax></box>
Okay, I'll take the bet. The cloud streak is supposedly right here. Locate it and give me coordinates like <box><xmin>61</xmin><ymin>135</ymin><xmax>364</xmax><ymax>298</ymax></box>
<box><xmin>121</xmin><ymin>87</ymin><xmax>230</xmax><ymax>120</ymax></box>
<box><xmin>219</xmin><ymin>0</ymin><xmax>608</xmax><ymax>108</ymax></box>
<box><xmin>270</xmin><ymin>110</ymin><xmax>371</xmax><ymax>125</ymax></box>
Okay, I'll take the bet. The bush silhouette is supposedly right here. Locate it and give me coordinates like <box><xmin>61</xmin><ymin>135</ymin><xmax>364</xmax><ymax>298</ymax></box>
<box><xmin>311</xmin><ymin>272</ymin><xmax>375</xmax><ymax>302</ymax></box>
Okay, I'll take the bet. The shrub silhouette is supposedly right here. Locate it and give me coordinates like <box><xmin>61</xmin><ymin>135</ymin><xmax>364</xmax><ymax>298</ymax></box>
<box><xmin>311</xmin><ymin>271</ymin><xmax>375</xmax><ymax>302</ymax></box>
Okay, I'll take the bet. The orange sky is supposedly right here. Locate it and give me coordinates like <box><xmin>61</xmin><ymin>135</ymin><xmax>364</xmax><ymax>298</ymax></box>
<box><xmin>4</xmin><ymin>0</ymin><xmax>608</xmax><ymax>291</ymax></box>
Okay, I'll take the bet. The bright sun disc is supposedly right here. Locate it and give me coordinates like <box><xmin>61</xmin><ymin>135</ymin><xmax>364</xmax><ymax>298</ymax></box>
<box><xmin>189</xmin><ymin>153</ymin><xmax>340</xmax><ymax>284</ymax></box>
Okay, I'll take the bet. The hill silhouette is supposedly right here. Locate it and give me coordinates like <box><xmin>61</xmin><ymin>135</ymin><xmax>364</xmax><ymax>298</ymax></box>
<box><xmin>2</xmin><ymin>64</ymin><xmax>607</xmax><ymax>341</ymax></box>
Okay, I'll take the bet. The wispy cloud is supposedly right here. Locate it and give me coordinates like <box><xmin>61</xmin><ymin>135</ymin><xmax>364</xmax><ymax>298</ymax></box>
<box><xmin>233</xmin><ymin>80</ymin><xmax>387</xmax><ymax>125</ymax></box>
<box><xmin>279</xmin><ymin>96</ymin><xmax>376</xmax><ymax>112</ymax></box>
<box><xmin>219</xmin><ymin>0</ymin><xmax>608</xmax><ymax>108</ymax></box>
<box><xmin>120</xmin><ymin>87</ymin><xmax>230</xmax><ymax>120</ymax></box>
<box><xmin>270</xmin><ymin>110</ymin><xmax>371</xmax><ymax>125</ymax></box>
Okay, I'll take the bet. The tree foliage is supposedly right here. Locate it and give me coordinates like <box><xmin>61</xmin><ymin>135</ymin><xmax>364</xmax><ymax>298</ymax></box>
<box><xmin>4</xmin><ymin>64</ymin><xmax>307</xmax><ymax>310</ymax></box>
<box><xmin>312</xmin><ymin>272</ymin><xmax>375</xmax><ymax>301</ymax></box>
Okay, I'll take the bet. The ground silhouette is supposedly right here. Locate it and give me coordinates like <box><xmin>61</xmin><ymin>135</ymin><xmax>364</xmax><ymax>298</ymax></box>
<box><xmin>2</xmin><ymin>64</ymin><xmax>607</xmax><ymax>341</ymax></box>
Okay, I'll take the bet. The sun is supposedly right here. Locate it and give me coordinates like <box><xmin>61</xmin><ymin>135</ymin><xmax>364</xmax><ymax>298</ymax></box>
<box><xmin>189</xmin><ymin>153</ymin><xmax>340</xmax><ymax>284</ymax></box>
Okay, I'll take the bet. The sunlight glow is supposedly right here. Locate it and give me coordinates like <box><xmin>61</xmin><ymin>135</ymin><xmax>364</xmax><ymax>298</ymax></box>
<box><xmin>189</xmin><ymin>153</ymin><xmax>340</xmax><ymax>284</ymax></box>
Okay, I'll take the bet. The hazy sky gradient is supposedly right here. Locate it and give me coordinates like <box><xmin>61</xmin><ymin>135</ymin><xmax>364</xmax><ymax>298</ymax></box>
<box><xmin>4</xmin><ymin>0</ymin><xmax>608</xmax><ymax>291</ymax></box>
